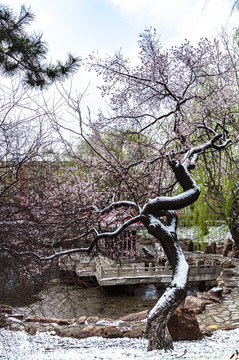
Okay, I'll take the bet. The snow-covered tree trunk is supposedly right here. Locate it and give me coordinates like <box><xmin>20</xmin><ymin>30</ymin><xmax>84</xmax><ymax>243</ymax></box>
<box><xmin>140</xmin><ymin>160</ymin><xmax>200</xmax><ymax>350</ymax></box>
<box><xmin>230</xmin><ymin>219</ymin><xmax>239</xmax><ymax>254</ymax></box>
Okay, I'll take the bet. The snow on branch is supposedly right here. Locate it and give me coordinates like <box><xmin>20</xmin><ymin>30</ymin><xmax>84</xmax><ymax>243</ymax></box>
<box><xmin>1</xmin><ymin>246</ymin><xmax>90</xmax><ymax>261</ymax></box>
<box><xmin>88</xmin><ymin>214</ymin><xmax>142</xmax><ymax>253</ymax></box>
<box><xmin>100</xmin><ymin>200</ymin><xmax>141</xmax><ymax>214</ymax></box>
<box><xmin>183</xmin><ymin>124</ymin><xmax>231</xmax><ymax>168</ymax></box>
<box><xmin>142</xmin><ymin>123</ymin><xmax>231</xmax><ymax>215</ymax></box>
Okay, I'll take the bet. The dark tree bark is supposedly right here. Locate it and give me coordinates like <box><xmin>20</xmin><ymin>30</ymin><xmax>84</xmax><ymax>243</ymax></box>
<box><xmin>230</xmin><ymin>220</ymin><xmax>239</xmax><ymax>255</ymax></box>
<box><xmin>140</xmin><ymin>161</ymin><xmax>200</xmax><ymax>350</ymax></box>
<box><xmin>229</xmin><ymin>196</ymin><xmax>239</xmax><ymax>252</ymax></box>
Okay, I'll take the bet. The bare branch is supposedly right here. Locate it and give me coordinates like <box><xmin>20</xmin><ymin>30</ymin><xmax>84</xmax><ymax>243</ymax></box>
<box><xmin>100</xmin><ymin>200</ymin><xmax>140</xmax><ymax>214</ymax></box>
<box><xmin>88</xmin><ymin>214</ymin><xmax>142</xmax><ymax>253</ymax></box>
<box><xmin>1</xmin><ymin>246</ymin><xmax>89</xmax><ymax>261</ymax></box>
<box><xmin>183</xmin><ymin>124</ymin><xmax>231</xmax><ymax>168</ymax></box>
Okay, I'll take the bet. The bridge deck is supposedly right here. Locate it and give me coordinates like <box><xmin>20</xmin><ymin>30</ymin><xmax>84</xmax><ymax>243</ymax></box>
<box><xmin>75</xmin><ymin>258</ymin><xmax>222</xmax><ymax>286</ymax></box>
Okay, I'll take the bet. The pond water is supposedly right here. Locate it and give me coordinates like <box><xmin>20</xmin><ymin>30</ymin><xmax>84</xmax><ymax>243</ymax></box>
<box><xmin>4</xmin><ymin>276</ymin><xmax>202</xmax><ymax>320</ymax></box>
<box><xmin>7</xmin><ymin>279</ymin><xmax>164</xmax><ymax>320</ymax></box>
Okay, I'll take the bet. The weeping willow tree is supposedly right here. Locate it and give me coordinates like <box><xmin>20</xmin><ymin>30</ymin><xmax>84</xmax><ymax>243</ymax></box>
<box><xmin>178</xmin><ymin>136</ymin><xmax>238</xmax><ymax>253</ymax></box>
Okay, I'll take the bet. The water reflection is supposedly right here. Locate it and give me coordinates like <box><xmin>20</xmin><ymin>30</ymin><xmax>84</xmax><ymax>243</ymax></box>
<box><xmin>133</xmin><ymin>284</ymin><xmax>161</xmax><ymax>300</ymax></box>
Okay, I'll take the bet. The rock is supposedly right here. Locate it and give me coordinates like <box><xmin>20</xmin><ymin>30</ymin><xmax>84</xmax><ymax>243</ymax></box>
<box><xmin>86</xmin><ymin>316</ymin><xmax>99</xmax><ymax>324</ymax></box>
<box><xmin>197</xmin><ymin>291</ymin><xmax>221</xmax><ymax>304</ymax></box>
<box><xmin>57</xmin><ymin>319</ymin><xmax>75</xmax><ymax>326</ymax></box>
<box><xmin>217</xmin><ymin>279</ymin><xmax>237</xmax><ymax>290</ymax></box>
<box><xmin>56</xmin><ymin>326</ymin><xmax>83</xmax><ymax>338</ymax></box>
<box><xmin>122</xmin><ymin>327</ymin><xmax>145</xmax><ymax>338</ymax></box>
<box><xmin>26</xmin><ymin>316</ymin><xmax>52</xmax><ymax>323</ymax></box>
<box><xmin>207</xmin><ymin>287</ymin><xmax>223</xmax><ymax>298</ymax></box>
<box><xmin>9</xmin><ymin>314</ymin><xmax>24</xmax><ymax>321</ymax></box>
<box><xmin>36</xmin><ymin>324</ymin><xmax>56</xmax><ymax>333</ymax></box>
<box><xmin>25</xmin><ymin>316</ymin><xmax>74</xmax><ymax>325</ymax></box>
<box><xmin>7</xmin><ymin>317</ymin><xmax>22</xmax><ymax>324</ymax></box>
<box><xmin>227</xmin><ymin>249</ymin><xmax>239</xmax><ymax>258</ymax></box>
<box><xmin>221</xmin><ymin>260</ymin><xmax>234</xmax><ymax>269</ymax></box>
<box><xmin>217</xmin><ymin>324</ymin><xmax>237</xmax><ymax>331</ymax></box>
<box><xmin>179</xmin><ymin>239</ymin><xmax>193</xmax><ymax>252</ymax></box>
<box><xmin>57</xmin><ymin>324</ymin><xmax>122</xmax><ymax>339</ymax></box>
<box><xmin>221</xmin><ymin>269</ymin><xmax>235</xmax><ymax>278</ymax></box>
<box><xmin>184</xmin><ymin>295</ymin><xmax>212</xmax><ymax>313</ymax></box>
<box><xmin>9</xmin><ymin>322</ymin><xmax>26</xmax><ymax>332</ymax></box>
<box><xmin>186</xmin><ymin>256</ymin><xmax>195</xmax><ymax>265</ymax></box>
<box><xmin>217</xmin><ymin>271</ymin><xmax>237</xmax><ymax>290</ymax></box>
<box><xmin>168</xmin><ymin>307</ymin><xmax>203</xmax><ymax>341</ymax></box>
<box><xmin>201</xmin><ymin>323</ymin><xmax>237</xmax><ymax>335</ymax></box>
<box><xmin>0</xmin><ymin>314</ymin><xmax>7</xmax><ymax>328</ymax></box>
<box><xmin>217</xmin><ymin>270</ymin><xmax>233</xmax><ymax>282</ymax></box>
<box><xmin>223</xmin><ymin>238</ymin><xmax>233</xmax><ymax>257</ymax></box>
<box><xmin>196</xmin><ymin>260</ymin><xmax>204</xmax><ymax>265</ymax></box>
<box><xmin>92</xmin><ymin>325</ymin><xmax>122</xmax><ymax>338</ymax></box>
<box><xmin>216</xmin><ymin>244</ymin><xmax>224</xmax><ymax>255</ymax></box>
<box><xmin>118</xmin><ymin>310</ymin><xmax>149</xmax><ymax>322</ymax></box>
<box><xmin>77</xmin><ymin>316</ymin><xmax>87</xmax><ymax>325</ymax></box>
<box><xmin>205</xmin><ymin>242</ymin><xmax>217</xmax><ymax>254</ymax></box>
<box><xmin>26</xmin><ymin>325</ymin><xmax>37</xmax><ymax>335</ymax></box>
<box><xmin>222</xmin><ymin>287</ymin><xmax>232</xmax><ymax>295</ymax></box>
<box><xmin>0</xmin><ymin>304</ymin><xmax>13</xmax><ymax>314</ymax></box>
<box><xmin>76</xmin><ymin>325</ymin><xmax>96</xmax><ymax>338</ymax></box>
<box><xmin>188</xmin><ymin>240</ymin><xmax>194</xmax><ymax>252</ymax></box>
<box><xmin>56</xmin><ymin>328</ymin><xmax>72</xmax><ymax>338</ymax></box>
<box><xmin>90</xmin><ymin>327</ymin><xmax>106</xmax><ymax>336</ymax></box>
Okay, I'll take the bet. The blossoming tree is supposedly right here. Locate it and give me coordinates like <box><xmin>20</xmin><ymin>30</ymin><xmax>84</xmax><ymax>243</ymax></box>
<box><xmin>53</xmin><ymin>29</ymin><xmax>233</xmax><ymax>350</ymax></box>
<box><xmin>1</xmin><ymin>28</ymin><xmax>236</xmax><ymax>350</ymax></box>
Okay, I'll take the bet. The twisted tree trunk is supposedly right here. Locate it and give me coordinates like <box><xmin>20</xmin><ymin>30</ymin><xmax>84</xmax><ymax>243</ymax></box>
<box><xmin>145</xmin><ymin>226</ymin><xmax>189</xmax><ymax>350</ymax></box>
<box><xmin>140</xmin><ymin>161</ymin><xmax>200</xmax><ymax>350</ymax></box>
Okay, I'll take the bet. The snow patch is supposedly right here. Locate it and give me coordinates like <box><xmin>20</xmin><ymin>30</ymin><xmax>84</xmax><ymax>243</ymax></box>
<box><xmin>0</xmin><ymin>328</ymin><xmax>238</xmax><ymax>359</ymax></box>
<box><xmin>148</xmin><ymin>214</ymin><xmax>161</xmax><ymax>228</ymax></box>
<box><xmin>171</xmin><ymin>244</ymin><xmax>189</xmax><ymax>289</ymax></box>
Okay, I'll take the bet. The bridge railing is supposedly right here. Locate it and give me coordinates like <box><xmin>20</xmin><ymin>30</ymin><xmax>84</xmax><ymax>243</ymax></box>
<box><xmin>96</xmin><ymin>261</ymin><xmax>221</xmax><ymax>280</ymax></box>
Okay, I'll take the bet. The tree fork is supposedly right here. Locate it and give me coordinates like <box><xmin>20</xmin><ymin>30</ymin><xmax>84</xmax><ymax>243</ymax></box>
<box><xmin>140</xmin><ymin>162</ymin><xmax>199</xmax><ymax>350</ymax></box>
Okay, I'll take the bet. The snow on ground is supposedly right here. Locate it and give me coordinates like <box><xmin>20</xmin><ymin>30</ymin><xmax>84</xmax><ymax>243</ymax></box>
<box><xmin>0</xmin><ymin>328</ymin><xmax>238</xmax><ymax>360</ymax></box>
<box><xmin>179</xmin><ymin>224</ymin><xmax>231</xmax><ymax>244</ymax></box>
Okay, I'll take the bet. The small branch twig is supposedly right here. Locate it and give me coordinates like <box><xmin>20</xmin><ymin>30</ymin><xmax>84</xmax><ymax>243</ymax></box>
<box><xmin>1</xmin><ymin>246</ymin><xmax>89</xmax><ymax>261</ymax></box>
<box><xmin>88</xmin><ymin>214</ymin><xmax>142</xmax><ymax>253</ymax></box>
<box><xmin>182</xmin><ymin>124</ymin><xmax>231</xmax><ymax>169</ymax></box>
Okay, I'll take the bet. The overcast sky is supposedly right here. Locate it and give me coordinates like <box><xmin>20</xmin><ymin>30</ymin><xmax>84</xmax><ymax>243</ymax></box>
<box><xmin>4</xmin><ymin>0</ymin><xmax>239</xmax><ymax>56</ymax></box>
<box><xmin>3</xmin><ymin>0</ymin><xmax>239</xmax><ymax>114</ymax></box>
